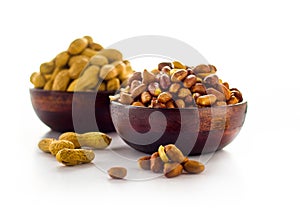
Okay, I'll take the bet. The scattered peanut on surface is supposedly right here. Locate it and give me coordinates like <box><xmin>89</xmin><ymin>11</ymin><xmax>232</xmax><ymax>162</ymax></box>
<box><xmin>37</xmin><ymin>131</ymin><xmax>111</xmax><ymax>166</ymax></box>
<box><xmin>138</xmin><ymin>144</ymin><xmax>205</xmax><ymax>178</ymax></box>
<box><xmin>107</xmin><ymin>167</ymin><xmax>127</xmax><ymax>179</ymax></box>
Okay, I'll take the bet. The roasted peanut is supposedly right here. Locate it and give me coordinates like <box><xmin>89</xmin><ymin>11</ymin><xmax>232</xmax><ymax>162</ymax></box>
<box><xmin>49</xmin><ymin>140</ymin><xmax>75</xmax><ymax>156</ymax></box>
<box><xmin>169</xmin><ymin>82</ymin><xmax>181</xmax><ymax>94</ymax></box>
<box><xmin>206</xmin><ymin>87</ymin><xmax>226</xmax><ymax>101</ymax></box>
<box><xmin>150</xmin><ymin>152</ymin><xmax>164</xmax><ymax>173</ymax></box>
<box><xmin>142</xmin><ymin>69</ymin><xmax>156</xmax><ymax>84</ymax></box>
<box><xmin>38</xmin><ymin>138</ymin><xmax>55</xmax><ymax>153</ymax></box>
<box><xmin>164</xmin><ymin>163</ymin><xmax>183</xmax><ymax>178</ymax></box>
<box><xmin>227</xmin><ymin>95</ymin><xmax>239</xmax><ymax>105</ymax></box>
<box><xmin>204</xmin><ymin>74</ymin><xmax>219</xmax><ymax>86</ymax></box>
<box><xmin>138</xmin><ymin>156</ymin><xmax>151</xmax><ymax>170</ymax></box>
<box><xmin>148</xmin><ymin>82</ymin><xmax>162</xmax><ymax>96</ymax></box>
<box><xmin>182</xmin><ymin>159</ymin><xmax>205</xmax><ymax>174</ymax></box>
<box><xmin>56</xmin><ymin>148</ymin><xmax>95</xmax><ymax>166</ymax></box>
<box><xmin>108</xmin><ymin>167</ymin><xmax>127</xmax><ymax>179</ymax></box>
<box><xmin>132</xmin><ymin>101</ymin><xmax>145</xmax><ymax>107</ymax></box>
<box><xmin>175</xmin><ymin>99</ymin><xmax>186</xmax><ymax>108</ymax></box>
<box><xmin>159</xmin><ymin>73</ymin><xmax>171</xmax><ymax>89</ymax></box>
<box><xmin>157</xmin><ymin>92</ymin><xmax>172</xmax><ymax>103</ymax></box>
<box><xmin>141</xmin><ymin>91</ymin><xmax>152</xmax><ymax>104</ymax></box>
<box><xmin>158</xmin><ymin>62</ymin><xmax>173</xmax><ymax>70</ymax></box>
<box><xmin>128</xmin><ymin>72</ymin><xmax>142</xmax><ymax>85</ymax></box>
<box><xmin>166</xmin><ymin>100</ymin><xmax>176</xmax><ymax>108</ymax></box>
<box><xmin>131</xmin><ymin>83</ymin><xmax>147</xmax><ymax>98</ymax></box>
<box><xmin>171</xmin><ymin>69</ymin><xmax>188</xmax><ymax>82</ymax></box>
<box><xmin>231</xmin><ymin>89</ymin><xmax>243</xmax><ymax>102</ymax></box>
<box><xmin>196</xmin><ymin>94</ymin><xmax>217</xmax><ymax>106</ymax></box>
<box><xmin>183</xmin><ymin>74</ymin><xmax>197</xmax><ymax>88</ymax></box>
<box><xmin>216</xmin><ymin>83</ymin><xmax>231</xmax><ymax>101</ymax></box>
<box><xmin>158</xmin><ymin>145</ymin><xmax>169</xmax><ymax>163</ymax></box>
<box><xmin>191</xmin><ymin>83</ymin><xmax>206</xmax><ymax>94</ymax></box>
<box><xmin>120</xmin><ymin>92</ymin><xmax>134</xmax><ymax>105</ymax></box>
<box><xmin>178</xmin><ymin>88</ymin><xmax>192</xmax><ymax>98</ymax></box>
<box><xmin>165</xmin><ymin>144</ymin><xmax>186</xmax><ymax>163</ymax></box>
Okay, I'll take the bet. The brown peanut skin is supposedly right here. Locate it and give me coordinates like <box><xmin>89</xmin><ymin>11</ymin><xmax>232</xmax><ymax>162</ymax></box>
<box><xmin>164</xmin><ymin>163</ymin><xmax>183</xmax><ymax>178</ymax></box>
<box><xmin>182</xmin><ymin>160</ymin><xmax>205</xmax><ymax>174</ymax></box>
<box><xmin>171</xmin><ymin>69</ymin><xmax>188</xmax><ymax>82</ymax></box>
<box><xmin>150</xmin><ymin>152</ymin><xmax>164</xmax><ymax>173</ymax></box>
<box><xmin>196</xmin><ymin>94</ymin><xmax>217</xmax><ymax>106</ymax></box>
<box><xmin>108</xmin><ymin>167</ymin><xmax>127</xmax><ymax>179</ymax></box>
<box><xmin>138</xmin><ymin>156</ymin><xmax>151</xmax><ymax>170</ymax></box>
<box><xmin>157</xmin><ymin>92</ymin><xmax>172</xmax><ymax>103</ymax></box>
<box><xmin>183</xmin><ymin>74</ymin><xmax>197</xmax><ymax>88</ymax></box>
<box><xmin>165</xmin><ymin>144</ymin><xmax>186</xmax><ymax>163</ymax></box>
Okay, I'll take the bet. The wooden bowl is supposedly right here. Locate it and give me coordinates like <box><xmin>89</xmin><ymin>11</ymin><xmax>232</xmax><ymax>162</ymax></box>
<box><xmin>110</xmin><ymin>101</ymin><xmax>247</xmax><ymax>155</ymax></box>
<box><xmin>29</xmin><ymin>88</ymin><xmax>115</xmax><ymax>133</ymax></box>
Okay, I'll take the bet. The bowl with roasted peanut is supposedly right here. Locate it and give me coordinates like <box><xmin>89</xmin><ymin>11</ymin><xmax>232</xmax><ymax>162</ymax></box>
<box><xmin>110</xmin><ymin>61</ymin><xmax>247</xmax><ymax>155</ymax></box>
<box><xmin>29</xmin><ymin>36</ymin><xmax>134</xmax><ymax>133</ymax></box>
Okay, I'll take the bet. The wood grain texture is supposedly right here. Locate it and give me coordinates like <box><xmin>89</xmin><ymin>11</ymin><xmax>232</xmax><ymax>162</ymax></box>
<box><xmin>111</xmin><ymin>101</ymin><xmax>247</xmax><ymax>155</ymax></box>
<box><xmin>30</xmin><ymin>88</ymin><xmax>115</xmax><ymax>133</ymax></box>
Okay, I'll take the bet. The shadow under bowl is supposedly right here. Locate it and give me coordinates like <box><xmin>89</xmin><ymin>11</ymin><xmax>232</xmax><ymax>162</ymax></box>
<box><xmin>110</xmin><ymin>101</ymin><xmax>247</xmax><ymax>155</ymax></box>
<box><xmin>30</xmin><ymin>88</ymin><xmax>115</xmax><ymax>133</ymax></box>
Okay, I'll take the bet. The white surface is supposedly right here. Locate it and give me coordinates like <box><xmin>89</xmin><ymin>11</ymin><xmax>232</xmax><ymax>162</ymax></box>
<box><xmin>1</xmin><ymin>0</ymin><xmax>300</xmax><ymax>213</ymax></box>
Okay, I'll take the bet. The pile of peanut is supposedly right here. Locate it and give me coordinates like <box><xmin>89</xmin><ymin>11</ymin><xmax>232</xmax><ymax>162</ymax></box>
<box><xmin>38</xmin><ymin>132</ymin><xmax>111</xmax><ymax>166</ymax></box>
<box><xmin>30</xmin><ymin>36</ymin><xmax>134</xmax><ymax>92</ymax></box>
<box><xmin>111</xmin><ymin>61</ymin><xmax>243</xmax><ymax>108</ymax></box>
<box><xmin>138</xmin><ymin>144</ymin><xmax>205</xmax><ymax>178</ymax></box>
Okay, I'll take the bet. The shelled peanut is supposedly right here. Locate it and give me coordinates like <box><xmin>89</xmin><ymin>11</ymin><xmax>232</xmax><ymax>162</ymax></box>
<box><xmin>137</xmin><ymin>144</ymin><xmax>205</xmax><ymax>178</ymax></box>
<box><xmin>111</xmin><ymin>61</ymin><xmax>243</xmax><ymax>108</ymax></box>
<box><xmin>30</xmin><ymin>36</ymin><xmax>134</xmax><ymax>92</ymax></box>
<box><xmin>37</xmin><ymin>131</ymin><xmax>111</xmax><ymax>166</ymax></box>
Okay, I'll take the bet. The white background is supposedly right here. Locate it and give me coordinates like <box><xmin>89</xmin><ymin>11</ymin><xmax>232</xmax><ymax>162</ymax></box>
<box><xmin>1</xmin><ymin>0</ymin><xmax>299</xmax><ymax>213</ymax></box>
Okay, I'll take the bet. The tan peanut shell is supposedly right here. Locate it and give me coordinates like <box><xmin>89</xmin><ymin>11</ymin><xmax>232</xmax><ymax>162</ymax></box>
<box><xmin>55</xmin><ymin>51</ymin><xmax>70</xmax><ymax>68</ymax></box>
<box><xmin>52</xmin><ymin>69</ymin><xmax>70</xmax><ymax>91</ymax></box>
<box><xmin>106</xmin><ymin>78</ymin><xmax>120</xmax><ymax>91</ymax></box>
<box><xmin>98</xmin><ymin>49</ymin><xmax>123</xmax><ymax>63</ymax></box>
<box><xmin>58</xmin><ymin>132</ymin><xmax>81</xmax><ymax>148</ymax></box>
<box><xmin>49</xmin><ymin>140</ymin><xmax>75</xmax><ymax>156</ymax></box>
<box><xmin>90</xmin><ymin>54</ymin><xmax>108</xmax><ymax>66</ymax></box>
<box><xmin>81</xmin><ymin>48</ymin><xmax>98</xmax><ymax>58</ymax></box>
<box><xmin>56</xmin><ymin>148</ymin><xmax>95</xmax><ymax>166</ymax></box>
<box><xmin>66</xmin><ymin>79</ymin><xmax>79</xmax><ymax>92</ymax></box>
<box><xmin>38</xmin><ymin>138</ymin><xmax>55</xmax><ymax>153</ymax></box>
<box><xmin>30</xmin><ymin>72</ymin><xmax>46</xmax><ymax>88</ymax></box>
<box><xmin>40</xmin><ymin>61</ymin><xmax>55</xmax><ymax>74</ymax></box>
<box><xmin>68</xmin><ymin>57</ymin><xmax>89</xmax><ymax>79</ymax></box>
<box><xmin>59</xmin><ymin>132</ymin><xmax>111</xmax><ymax>149</ymax></box>
<box><xmin>68</xmin><ymin>38</ymin><xmax>88</xmax><ymax>55</ymax></box>
<box><xmin>99</xmin><ymin>64</ymin><xmax>119</xmax><ymax>80</ymax></box>
<box><xmin>75</xmin><ymin>65</ymin><xmax>100</xmax><ymax>90</ymax></box>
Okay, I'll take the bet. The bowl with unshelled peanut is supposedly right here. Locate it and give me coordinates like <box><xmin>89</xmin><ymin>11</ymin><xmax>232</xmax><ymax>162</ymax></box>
<box><xmin>110</xmin><ymin>61</ymin><xmax>247</xmax><ymax>155</ymax></box>
<box><xmin>29</xmin><ymin>36</ymin><xmax>134</xmax><ymax>133</ymax></box>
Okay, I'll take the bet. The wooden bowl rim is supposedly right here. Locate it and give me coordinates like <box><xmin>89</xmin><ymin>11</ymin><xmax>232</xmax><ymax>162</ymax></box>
<box><xmin>111</xmin><ymin>100</ymin><xmax>247</xmax><ymax>111</ymax></box>
<box><xmin>29</xmin><ymin>88</ymin><xmax>116</xmax><ymax>96</ymax></box>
